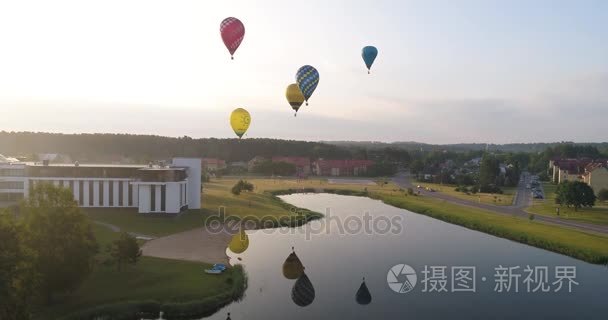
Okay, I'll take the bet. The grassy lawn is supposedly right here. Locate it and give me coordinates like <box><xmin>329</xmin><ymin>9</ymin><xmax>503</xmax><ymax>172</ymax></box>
<box><xmin>84</xmin><ymin>179</ymin><xmax>325</xmax><ymax>236</ymax></box>
<box><xmin>417</xmin><ymin>182</ymin><xmax>516</xmax><ymax>206</ymax></box>
<box><xmin>232</xmin><ymin>177</ymin><xmax>608</xmax><ymax>264</ymax></box>
<box><xmin>38</xmin><ymin>225</ymin><xmax>245</xmax><ymax>320</ymax></box>
<box><xmin>526</xmin><ymin>182</ymin><xmax>608</xmax><ymax>226</ymax></box>
<box><xmin>84</xmin><ymin>208</ymin><xmax>205</xmax><ymax>237</ymax></box>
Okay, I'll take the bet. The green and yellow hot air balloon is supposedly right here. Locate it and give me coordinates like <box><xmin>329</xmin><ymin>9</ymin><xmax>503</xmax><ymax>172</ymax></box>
<box><xmin>285</xmin><ymin>83</ymin><xmax>305</xmax><ymax>116</ymax></box>
<box><xmin>228</xmin><ymin>229</ymin><xmax>249</xmax><ymax>254</ymax></box>
<box><xmin>230</xmin><ymin>108</ymin><xmax>251</xmax><ymax>138</ymax></box>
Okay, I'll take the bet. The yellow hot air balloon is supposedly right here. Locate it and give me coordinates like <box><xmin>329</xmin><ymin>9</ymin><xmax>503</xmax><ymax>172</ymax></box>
<box><xmin>285</xmin><ymin>83</ymin><xmax>305</xmax><ymax>116</ymax></box>
<box><xmin>228</xmin><ymin>229</ymin><xmax>249</xmax><ymax>254</ymax></box>
<box><xmin>230</xmin><ymin>108</ymin><xmax>251</xmax><ymax>138</ymax></box>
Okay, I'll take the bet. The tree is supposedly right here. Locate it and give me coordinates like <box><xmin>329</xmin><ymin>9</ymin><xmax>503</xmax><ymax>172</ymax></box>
<box><xmin>110</xmin><ymin>232</ymin><xmax>142</xmax><ymax>271</ymax></box>
<box><xmin>0</xmin><ymin>212</ymin><xmax>37</xmax><ymax>320</ymax></box>
<box><xmin>597</xmin><ymin>189</ymin><xmax>608</xmax><ymax>202</ymax></box>
<box><xmin>479</xmin><ymin>153</ymin><xmax>500</xmax><ymax>188</ymax></box>
<box><xmin>409</xmin><ymin>160</ymin><xmax>424</xmax><ymax>175</ymax></box>
<box><xmin>366</xmin><ymin>162</ymin><xmax>397</xmax><ymax>177</ymax></box>
<box><xmin>21</xmin><ymin>183</ymin><xmax>98</xmax><ymax>303</ymax></box>
<box><xmin>231</xmin><ymin>180</ymin><xmax>254</xmax><ymax>196</ymax></box>
<box><xmin>555</xmin><ymin>181</ymin><xmax>596</xmax><ymax>211</ymax></box>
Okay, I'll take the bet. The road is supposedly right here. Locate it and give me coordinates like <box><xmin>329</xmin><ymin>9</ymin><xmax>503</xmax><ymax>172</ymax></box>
<box><xmin>392</xmin><ymin>172</ymin><xmax>608</xmax><ymax>235</ymax></box>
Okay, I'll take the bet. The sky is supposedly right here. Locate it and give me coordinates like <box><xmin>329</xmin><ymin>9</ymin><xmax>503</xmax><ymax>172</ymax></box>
<box><xmin>0</xmin><ymin>0</ymin><xmax>606</xmax><ymax>144</ymax></box>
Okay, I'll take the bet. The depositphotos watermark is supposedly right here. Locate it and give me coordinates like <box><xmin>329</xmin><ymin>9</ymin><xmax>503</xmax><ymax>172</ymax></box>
<box><xmin>204</xmin><ymin>206</ymin><xmax>404</xmax><ymax>240</ymax></box>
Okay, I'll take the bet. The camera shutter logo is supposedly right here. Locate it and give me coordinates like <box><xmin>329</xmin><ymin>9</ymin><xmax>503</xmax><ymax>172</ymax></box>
<box><xmin>387</xmin><ymin>264</ymin><xmax>417</xmax><ymax>293</ymax></box>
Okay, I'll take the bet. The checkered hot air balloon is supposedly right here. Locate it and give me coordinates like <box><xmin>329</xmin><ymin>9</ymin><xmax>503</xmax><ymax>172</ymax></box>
<box><xmin>220</xmin><ymin>17</ymin><xmax>245</xmax><ymax>60</ymax></box>
<box><xmin>295</xmin><ymin>65</ymin><xmax>319</xmax><ymax>106</ymax></box>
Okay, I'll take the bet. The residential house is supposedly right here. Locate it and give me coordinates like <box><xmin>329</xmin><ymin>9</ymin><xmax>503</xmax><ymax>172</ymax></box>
<box><xmin>550</xmin><ymin>158</ymin><xmax>592</xmax><ymax>184</ymax></box>
<box><xmin>201</xmin><ymin>158</ymin><xmax>226</xmax><ymax>172</ymax></box>
<box><xmin>247</xmin><ymin>156</ymin><xmax>267</xmax><ymax>172</ymax></box>
<box><xmin>583</xmin><ymin>163</ymin><xmax>608</xmax><ymax>194</ymax></box>
<box><xmin>313</xmin><ymin>159</ymin><xmax>374</xmax><ymax>176</ymax></box>
<box><xmin>272</xmin><ymin>156</ymin><xmax>311</xmax><ymax>176</ymax></box>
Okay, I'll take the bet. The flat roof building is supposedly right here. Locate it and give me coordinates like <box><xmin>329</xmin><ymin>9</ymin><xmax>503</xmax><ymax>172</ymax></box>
<box><xmin>0</xmin><ymin>156</ymin><xmax>201</xmax><ymax>214</ymax></box>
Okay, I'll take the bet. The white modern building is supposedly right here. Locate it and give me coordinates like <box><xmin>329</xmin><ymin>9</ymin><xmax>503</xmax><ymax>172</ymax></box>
<box><xmin>0</xmin><ymin>156</ymin><xmax>201</xmax><ymax>214</ymax></box>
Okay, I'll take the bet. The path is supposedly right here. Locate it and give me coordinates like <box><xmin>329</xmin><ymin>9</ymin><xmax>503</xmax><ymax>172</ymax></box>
<box><xmin>141</xmin><ymin>228</ymin><xmax>233</xmax><ymax>264</ymax></box>
<box><xmin>392</xmin><ymin>172</ymin><xmax>608</xmax><ymax>235</ymax></box>
<box><xmin>94</xmin><ymin>220</ymin><xmax>233</xmax><ymax>264</ymax></box>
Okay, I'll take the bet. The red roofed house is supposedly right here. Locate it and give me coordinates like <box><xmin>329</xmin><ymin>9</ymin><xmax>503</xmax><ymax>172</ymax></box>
<box><xmin>201</xmin><ymin>158</ymin><xmax>226</xmax><ymax>172</ymax></box>
<box><xmin>313</xmin><ymin>159</ymin><xmax>374</xmax><ymax>176</ymax></box>
<box><xmin>549</xmin><ymin>158</ymin><xmax>593</xmax><ymax>184</ymax></box>
<box><xmin>272</xmin><ymin>156</ymin><xmax>311</xmax><ymax>176</ymax></box>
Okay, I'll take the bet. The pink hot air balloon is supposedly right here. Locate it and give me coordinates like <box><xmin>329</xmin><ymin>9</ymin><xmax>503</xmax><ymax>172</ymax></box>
<box><xmin>220</xmin><ymin>17</ymin><xmax>245</xmax><ymax>60</ymax></box>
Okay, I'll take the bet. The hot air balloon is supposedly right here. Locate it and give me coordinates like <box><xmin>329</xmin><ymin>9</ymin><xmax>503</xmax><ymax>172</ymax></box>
<box><xmin>292</xmin><ymin>273</ymin><xmax>315</xmax><ymax>307</ymax></box>
<box><xmin>220</xmin><ymin>17</ymin><xmax>245</xmax><ymax>60</ymax></box>
<box><xmin>361</xmin><ymin>46</ymin><xmax>378</xmax><ymax>74</ymax></box>
<box><xmin>282</xmin><ymin>247</ymin><xmax>305</xmax><ymax>280</ymax></box>
<box><xmin>295</xmin><ymin>65</ymin><xmax>319</xmax><ymax>106</ymax></box>
<box><xmin>230</xmin><ymin>108</ymin><xmax>251</xmax><ymax>139</ymax></box>
<box><xmin>285</xmin><ymin>83</ymin><xmax>305</xmax><ymax>116</ymax></box>
<box><xmin>355</xmin><ymin>278</ymin><xmax>372</xmax><ymax>305</ymax></box>
<box><xmin>228</xmin><ymin>229</ymin><xmax>249</xmax><ymax>254</ymax></box>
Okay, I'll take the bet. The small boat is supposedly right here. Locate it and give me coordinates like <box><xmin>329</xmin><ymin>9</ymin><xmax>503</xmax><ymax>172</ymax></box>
<box><xmin>205</xmin><ymin>263</ymin><xmax>227</xmax><ymax>274</ymax></box>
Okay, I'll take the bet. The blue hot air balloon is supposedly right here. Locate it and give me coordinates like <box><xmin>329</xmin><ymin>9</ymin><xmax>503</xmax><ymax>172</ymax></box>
<box><xmin>295</xmin><ymin>65</ymin><xmax>319</xmax><ymax>106</ymax></box>
<box><xmin>361</xmin><ymin>46</ymin><xmax>378</xmax><ymax>74</ymax></box>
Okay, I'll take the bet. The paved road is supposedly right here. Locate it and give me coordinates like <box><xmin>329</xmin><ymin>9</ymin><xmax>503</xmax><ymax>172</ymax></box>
<box><xmin>392</xmin><ymin>172</ymin><xmax>608</xmax><ymax>235</ymax></box>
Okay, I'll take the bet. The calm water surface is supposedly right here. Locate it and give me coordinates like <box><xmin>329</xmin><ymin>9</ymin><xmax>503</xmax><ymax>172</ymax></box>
<box><xmin>204</xmin><ymin>194</ymin><xmax>608</xmax><ymax>320</ymax></box>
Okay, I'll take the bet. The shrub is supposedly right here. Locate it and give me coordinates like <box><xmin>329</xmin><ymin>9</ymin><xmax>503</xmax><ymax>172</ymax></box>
<box><xmin>598</xmin><ymin>189</ymin><xmax>608</xmax><ymax>202</ymax></box>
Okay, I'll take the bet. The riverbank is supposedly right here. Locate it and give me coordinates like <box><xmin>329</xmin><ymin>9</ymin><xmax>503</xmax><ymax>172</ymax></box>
<box><xmin>45</xmin><ymin>180</ymin><xmax>325</xmax><ymax>318</ymax></box>
<box><xmin>245</xmin><ymin>177</ymin><xmax>608</xmax><ymax>264</ymax></box>
<box><xmin>37</xmin><ymin>224</ymin><xmax>247</xmax><ymax>320</ymax></box>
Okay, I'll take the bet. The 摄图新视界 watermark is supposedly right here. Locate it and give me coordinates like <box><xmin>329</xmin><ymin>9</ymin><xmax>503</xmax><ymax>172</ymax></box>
<box><xmin>387</xmin><ymin>264</ymin><xmax>579</xmax><ymax>294</ymax></box>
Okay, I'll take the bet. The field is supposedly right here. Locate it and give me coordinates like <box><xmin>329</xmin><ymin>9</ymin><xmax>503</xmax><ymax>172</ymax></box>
<box><xmin>417</xmin><ymin>182</ymin><xmax>516</xmax><ymax>206</ymax></box>
<box><xmin>526</xmin><ymin>182</ymin><xmax>608</xmax><ymax>226</ymax></box>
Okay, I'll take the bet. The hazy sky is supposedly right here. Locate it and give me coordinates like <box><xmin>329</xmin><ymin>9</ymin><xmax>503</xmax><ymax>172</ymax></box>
<box><xmin>0</xmin><ymin>0</ymin><xmax>606</xmax><ymax>143</ymax></box>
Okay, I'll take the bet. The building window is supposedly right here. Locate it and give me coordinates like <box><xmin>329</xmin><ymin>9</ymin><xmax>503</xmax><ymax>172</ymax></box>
<box><xmin>150</xmin><ymin>185</ymin><xmax>156</xmax><ymax>212</ymax></box>
<box><xmin>99</xmin><ymin>181</ymin><xmax>104</xmax><ymax>206</ymax></box>
<box><xmin>89</xmin><ymin>181</ymin><xmax>94</xmax><ymax>206</ymax></box>
<box><xmin>128</xmin><ymin>183</ymin><xmax>133</xmax><ymax>206</ymax></box>
<box><xmin>109</xmin><ymin>181</ymin><xmax>114</xmax><ymax>207</ymax></box>
<box><xmin>118</xmin><ymin>182</ymin><xmax>123</xmax><ymax>206</ymax></box>
<box><xmin>79</xmin><ymin>181</ymin><xmax>84</xmax><ymax>205</ymax></box>
<box><xmin>161</xmin><ymin>185</ymin><xmax>166</xmax><ymax>212</ymax></box>
<box><xmin>0</xmin><ymin>181</ymin><xmax>24</xmax><ymax>189</ymax></box>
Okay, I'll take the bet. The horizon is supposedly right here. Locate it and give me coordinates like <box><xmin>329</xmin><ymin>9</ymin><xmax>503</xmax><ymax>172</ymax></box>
<box><xmin>1</xmin><ymin>0</ymin><xmax>607</xmax><ymax>143</ymax></box>
<box><xmin>1</xmin><ymin>130</ymin><xmax>607</xmax><ymax>146</ymax></box>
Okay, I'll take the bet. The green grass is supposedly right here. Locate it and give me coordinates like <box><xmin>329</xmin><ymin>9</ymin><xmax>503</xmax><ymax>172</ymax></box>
<box><xmin>84</xmin><ymin>208</ymin><xmax>205</xmax><ymax>237</ymax></box>
<box><xmin>418</xmin><ymin>182</ymin><xmax>516</xmax><ymax>206</ymax></box>
<box><xmin>37</xmin><ymin>226</ymin><xmax>246</xmax><ymax>319</ymax></box>
<box><xmin>526</xmin><ymin>182</ymin><xmax>608</xmax><ymax>225</ymax></box>
<box><xmin>235</xmin><ymin>177</ymin><xmax>608</xmax><ymax>264</ymax></box>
